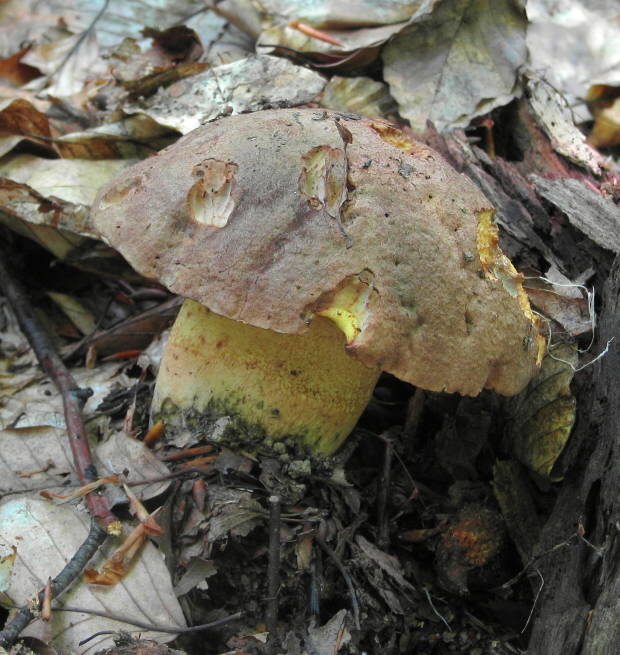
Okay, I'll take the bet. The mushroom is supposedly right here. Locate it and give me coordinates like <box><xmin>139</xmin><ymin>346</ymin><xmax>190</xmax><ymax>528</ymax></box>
<box><xmin>91</xmin><ymin>109</ymin><xmax>543</xmax><ymax>457</ymax></box>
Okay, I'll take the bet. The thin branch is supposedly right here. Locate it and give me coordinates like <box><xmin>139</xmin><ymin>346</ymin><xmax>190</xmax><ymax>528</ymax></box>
<box><xmin>0</xmin><ymin>253</ymin><xmax>116</xmax><ymax>527</ymax></box>
<box><xmin>376</xmin><ymin>436</ymin><xmax>393</xmax><ymax>550</ymax></box>
<box><xmin>0</xmin><ymin>520</ymin><xmax>108</xmax><ymax>648</ymax></box>
<box><xmin>49</xmin><ymin>607</ymin><xmax>243</xmax><ymax>644</ymax></box>
<box><xmin>265</xmin><ymin>494</ymin><xmax>281</xmax><ymax>647</ymax></box>
<box><xmin>46</xmin><ymin>0</ymin><xmax>110</xmax><ymax>83</ymax></box>
<box><xmin>316</xmin><ymin>529</ymin><xmax>360</xmax><ymax>631</ymax></box>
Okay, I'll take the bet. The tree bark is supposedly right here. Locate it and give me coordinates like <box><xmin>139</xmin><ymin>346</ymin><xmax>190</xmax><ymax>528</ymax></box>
<box><xmin>527</xmin><ymin>255</ymin><xmax>620</xmax><ymax>655</ymax></box>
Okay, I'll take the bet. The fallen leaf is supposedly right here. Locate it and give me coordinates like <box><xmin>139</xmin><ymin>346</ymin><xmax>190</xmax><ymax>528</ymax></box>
<box><xmin>383</xmin><ymin>0</ymin><xmax>528</xmax><ymax>131</ymax></box>
<box><xmin>47</xmin><ymin>292</ymin><xmax>97</xmax><ymax>336</ymax></box>
<box><xmin>504</xmin><ymin>343</ymin><xmax>578</xmax><ymax>479</ymax></box>
<box><xmin>526</xmin><ymin>75</ymin><xmax>603</xmax><ymax>175</ymax></box>
<box><xmin>0</xmin><ymin>361</ymin><xmax>128</xmax><ymax>430</ymax></box>
<box><xmin>0</xmin><ymin>427</ymin><xmax>74</xmax><ymax>495</ymax></box>
<box><xmin>229</xmin><ymin>0</ymin><xmax>439</xmax><ymax>60</ymax></box>
<box><xmin>319</xmin><ymin>75</ymin><xmax>397</xmax><ymax>118</ymax></box>
<box><xmin>0</xmin><ymin>496</ymin><xmax>186</xmax><ymax>654</ymax></box>
<box><xmin>306</xmin><ymin>610</ymin><xmax>351</xmax><ymax>655</ymax></box>
<box><xmin>588</xmin><ymin>96</ymin><xmax>620</xmax><ymax>148</ymax></box>
<box><xmin>96</xmin><ymin>431</ymin><xmax>172</xmax><ymax>502</ymax></box>
<box><xmin>527</xmin><ymin>0</ymin><xmax>620</xmax><ymax>122</ymax></box>
<box><xmin>125</xmin><ymin>55</ymin><xmax>326</xmax><ymax>134</ymax></box>
<box><xmin>0</xmin><ymin>154</ymin><xmax>137</xmax><ymax>206</ymax></box>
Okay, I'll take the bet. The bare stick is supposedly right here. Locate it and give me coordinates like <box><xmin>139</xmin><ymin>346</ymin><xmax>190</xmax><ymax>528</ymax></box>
<box><xmin>266</xmin><ymin>495</ymin><xmax>281</xmax><ymax>647</ymax></box>
<box><xmin>376</xmin><ymin>436</ymin><xmax>393</xmax><ymax>550</ymax></box>
<box><xmin>0</xmin><ymin>253</ymin><xmax>116</xmax><ymax>527</ymax></box>
<box><xmin>316</xmin><ymin>528</ymin><xmax>360</xmax><ymax>631</ymax></box>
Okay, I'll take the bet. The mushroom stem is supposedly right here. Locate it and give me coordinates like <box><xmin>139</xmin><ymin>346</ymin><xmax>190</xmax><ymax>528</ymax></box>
<box><xmin>152</xmin><ymin>300</ymin><xmax>382</xmax><ymax>456</ymax></box>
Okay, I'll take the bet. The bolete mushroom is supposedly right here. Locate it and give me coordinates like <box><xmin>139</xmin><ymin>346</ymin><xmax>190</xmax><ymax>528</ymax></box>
<box><xmin>91</xmin><ymin>109</ymin><xmax>543</xmax><ymax>457</ymax></box>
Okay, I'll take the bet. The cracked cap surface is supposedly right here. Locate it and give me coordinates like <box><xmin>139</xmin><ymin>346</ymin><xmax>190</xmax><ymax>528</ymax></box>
<box><xmin>91</xmin><ymin>108</ymin><xmax>541</xmax><ymax>395</ymax></box>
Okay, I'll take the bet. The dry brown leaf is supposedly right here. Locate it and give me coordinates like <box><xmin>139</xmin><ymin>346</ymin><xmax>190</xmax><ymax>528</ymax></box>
<box><xmin>588</xmin><ymin>96</ymin><xmax>620</xmax><ymax>148</ymax></box>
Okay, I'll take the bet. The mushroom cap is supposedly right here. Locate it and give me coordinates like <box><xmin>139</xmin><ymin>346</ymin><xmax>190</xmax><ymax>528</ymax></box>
<box><xmin>91</xmin><ymin>108</ymin><xmax>540</xmax><ymax>396</ymax></box>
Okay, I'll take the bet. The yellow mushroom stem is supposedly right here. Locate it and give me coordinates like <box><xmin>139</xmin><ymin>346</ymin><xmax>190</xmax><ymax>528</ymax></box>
<box><xmin>152</xmin><ymin>300</ymin><xmax>382</xmax><ymax>457</ymax></box>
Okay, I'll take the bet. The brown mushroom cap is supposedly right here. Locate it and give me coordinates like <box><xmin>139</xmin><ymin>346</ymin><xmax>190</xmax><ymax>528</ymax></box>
<box><xmin>91</xmin><ymin>108</ymin><xmax>541</xmax><ymax>396</ymax></box>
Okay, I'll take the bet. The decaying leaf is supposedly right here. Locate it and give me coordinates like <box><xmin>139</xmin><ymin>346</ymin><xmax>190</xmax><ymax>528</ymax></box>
<box><xmin>125</xmin><ymin>55</ymin><xmax>326</xmax><ymax>134</ymax></box>
<box><xmin>0</xmin><ymin>496</ymin><xmax>186</xmax><ymax>654</ymax></box>
<box><xmin>46</xmin><ymin>291</ymin><xmax>96</xmax><ymax>336</ymax></box>
<box><xmin>306</xmin><ymin>610</ymin><xmax>351</xmax><ymax>655</ymax></box>
<box><xmin>319</xmin><ymin>76</ymin><xmax>397</xmax><ymax>119</ymax></box>
<box><xmin>96</xmin><ymin>431</ymin><xmax>172</xmax><ymax>502</ymax></box>
<box><xmin>383</xmin><ymin>0</ymin><xmax>528</xmax><ymax>131</ymax></box>
<box><xmin>204</xmin><ymin>487</ymin><xmax>263</xmax><ymax>550</ymax></box>
<box><xmin>0</xmin><ymin>427</ymin><xmax>75</xmax><ymax>495</ymax></box>
<box><xmin>352</xmin><ymin>535</ymin><xmax>417</xmax><ymax>615</ymax></box>
<box><xmin>0</xmin><ymin>361</ymin><xmax>128</xmax><ymax>430</ymax></box>
<box><xmin>226</xmin><ymin>0</ymin><xmax>439</xmax><ymax>60</ymax></box>
<box><xmin>523</xmin><ymin>269</ymin><xmax>592</xmax><ymax>337</ymax></box>
<box><xmin>504</xmin><ymin>342</ymin><xmax>578</xmax><ymax>480</ymax></box>
<box><xmin>527</xmin><ymin>0</ymin><xmax>620</xmax><ymax>122</ymax></box>
<box><xmin>588</xmin><ymin>96</ymin><xmax>620</xmax><ymax>148</ymax></box>
<box><xmin>492</xmin><ymin>459</ymin><xmax>541</xmax><ymax>562</ymax></box>
<box><xmin>0</xmin><ymin>155</ymin><xmax>137</xmax><ymax>206</ymax></box>
<box><xmin>526</xmin><ymin>76</ymin><xmax>603</xmax><ymax>175</ymax></box>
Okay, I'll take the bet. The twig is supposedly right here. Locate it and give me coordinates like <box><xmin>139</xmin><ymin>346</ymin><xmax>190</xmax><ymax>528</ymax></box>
<box><xmin>45</xmin><ymin>0</ymin><xmax>110</xmax><ymax>85</ymax></box>
<box><xmin>0</xmin><ymin>520</ymin><xmax>108</xmax><ymax>648</ymax></box>
<box><xmin>376</xmin><ymin>436</ymin><xmax>392</xmax><ymax>550</ymax></box>
<box><xmin>0</xmin><ymin>253</ymin><xmax>116</xmax><ymax>527</ymax></box>
<box><xmin>316</xmin><ymin>527</ymin><xmax>360</xmax><ymax>631</ymax></box>
<box><xmin>266</xmin><ymin>495</ymin><xmax>281</xmax><ymax>648</ymax></box>
<box><xmin>61</xmin><ymin>608</ymin><xmax>243</xmax><ymax>644</ymax></box>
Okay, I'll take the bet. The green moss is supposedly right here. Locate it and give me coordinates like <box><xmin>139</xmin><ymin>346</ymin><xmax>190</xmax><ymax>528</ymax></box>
<box><xmin>154</xmin><ymin>394</ymin><xmax>344</xmax><ymax>460</ymax></box>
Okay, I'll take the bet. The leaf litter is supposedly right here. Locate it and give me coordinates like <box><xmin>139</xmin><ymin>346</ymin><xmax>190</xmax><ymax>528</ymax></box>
<box><xmin>0</xmin><ymin>0</ymin><xmax>618</xmax><ymax>653</ymax></box>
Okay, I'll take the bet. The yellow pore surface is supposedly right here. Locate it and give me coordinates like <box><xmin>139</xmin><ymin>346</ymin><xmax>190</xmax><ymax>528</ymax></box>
<box><xmin>153</xmin><ymin>300</ymin><xmax>381</xmax><ymax>456</ymax></box>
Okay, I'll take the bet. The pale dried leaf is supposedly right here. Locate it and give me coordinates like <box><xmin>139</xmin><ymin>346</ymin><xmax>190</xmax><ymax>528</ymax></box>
<box><xmin>0</xmin><ymin>497</ymin><xmax>186</xmax><ymax>654</ymax></box>
<box><xmin>95</xmin><ymin>431</ymin><xmax>171</xmax><ymax>501</ymax></box>
<box><xmin>527</xmin><ymin>0</ymin><xmax>620</xmax><ymax>121</ymax></box>
<box><xmin>0</xmin><ymin>362</ymin><xmax>128</xmax><ymax>430</ymax></box>
<box><xmin>125</xmin><ymin>55</ymin><xmax>326</xmax><ymax>134</ymax></box>
<box><xmin>383</xmin><ymin>0</ymin><xmax>528</xmax><ymax>131</ymax></box>
<box><xmin>74</xmin><ymin>0</ymin><xmax>220</xmax><ymax>48</ymax></box>
<box><xmin>526</xmin><ymin>76</ymin><xmax>602</xmax><ymax>175</ymax></box>
<box><xmin>306</xmin><ymin>610</ymin><xmax>350</xmax><ymax>655</ymax></box>
<box><xmin>0</xmin><ymin>154</ymin><xmax>137</xmax><ymax>206</ymax></box>
<box><xmin>0</xmin><ymin>427</ymin><xmax>74</xmax><ymax>496</ymax></box>
<box><xmin>23</xmin><ymin>31</ymin><xmax>102</xmax><ymax>97</ymax></box>
<box><xmin>173</xmin><ymin>557</ymin><xmax>217</xmax><ymax>596</ymax></box>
